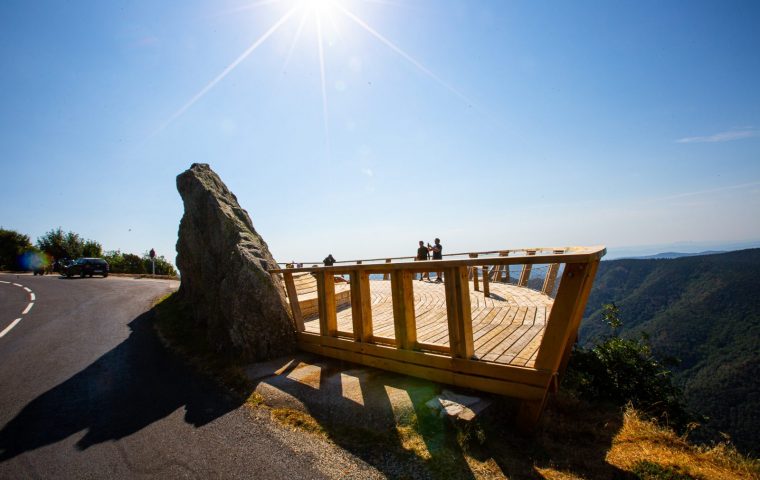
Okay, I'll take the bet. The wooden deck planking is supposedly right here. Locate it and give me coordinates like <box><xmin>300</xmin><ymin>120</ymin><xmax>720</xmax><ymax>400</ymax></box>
<box><xmin>302</xmin><ymin>278</ymin><xmax>554</xmax><ymax>369</ymax></box>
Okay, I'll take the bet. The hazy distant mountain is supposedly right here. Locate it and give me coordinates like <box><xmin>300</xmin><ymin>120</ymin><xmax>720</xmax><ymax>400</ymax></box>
<box><xmin>617</xmin><ymin>250</ymin><xmax>725</xmax><ymax>260</ymax></box>
<box><xmin>578</xmin><ymin>249</ymin><xmax>760</xmax><ymax>455</ymax></box>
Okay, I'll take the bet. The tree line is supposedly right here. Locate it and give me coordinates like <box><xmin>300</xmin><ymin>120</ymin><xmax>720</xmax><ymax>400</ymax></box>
<box><xmin>0</xmin><ymin>227</ymin><xmax>177</xmax><ymax>276</ymax></box>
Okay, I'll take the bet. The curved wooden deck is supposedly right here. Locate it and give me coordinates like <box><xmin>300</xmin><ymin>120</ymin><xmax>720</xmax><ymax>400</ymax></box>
<box><xmin>303</xmin><ymin>280</ymin><xmax>552</xmax><ymax>368</ymax></box>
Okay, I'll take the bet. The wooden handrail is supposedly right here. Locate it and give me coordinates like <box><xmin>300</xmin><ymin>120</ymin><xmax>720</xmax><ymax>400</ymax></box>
<box><xmin>276</xmin><ymin>246</ymin><xmax>602</xmax><ymax>266</ymax></box>
<box><xmin>271</xmin><ymin>246</ymin><xmax>605</xmax><ymax>274</ymax></box>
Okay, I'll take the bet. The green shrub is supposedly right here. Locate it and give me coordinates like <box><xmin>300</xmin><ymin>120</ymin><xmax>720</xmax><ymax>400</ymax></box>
<box><xmin>565</xmin><ymin>303</ymin><xmax>691</xmax><ymax>427</ymax></box>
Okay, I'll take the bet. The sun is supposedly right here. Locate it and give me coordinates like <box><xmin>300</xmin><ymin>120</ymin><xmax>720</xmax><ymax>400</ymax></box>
<box><xmin>302</xmin><ymin>0</ymin><xmax>336</xmax><ymax>15</ymax></box>
<box><xmin>158</xmin><ymin>0</ymin><xmax>472</xmax><ymax>146</ymax></box>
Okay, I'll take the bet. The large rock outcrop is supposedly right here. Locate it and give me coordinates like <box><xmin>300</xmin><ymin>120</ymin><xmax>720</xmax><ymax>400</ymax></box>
<box><xmin>175</xmin><ymin>163</ymin><xmax>295</xmax><ymax>360</ymax></box>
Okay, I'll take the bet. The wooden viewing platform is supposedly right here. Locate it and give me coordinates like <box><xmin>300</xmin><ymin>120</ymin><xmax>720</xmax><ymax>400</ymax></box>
<box><xmin>270</xmin><ymin>246</ymin><xmax>605</xmax><ymax>427</ymax></box>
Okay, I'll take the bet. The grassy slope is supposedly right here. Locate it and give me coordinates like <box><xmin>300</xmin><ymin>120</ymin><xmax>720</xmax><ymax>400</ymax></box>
<box><xmin>580</xmin><ymin>249</ymin><xmax>760</xmax><ymax>456</ymax></box>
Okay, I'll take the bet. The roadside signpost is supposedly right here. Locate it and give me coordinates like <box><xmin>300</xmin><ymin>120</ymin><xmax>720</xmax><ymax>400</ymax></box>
<box><xmin>149</xmin><ymin>248</ymin><xmax>156</xmax><ymax>275</ymax></box>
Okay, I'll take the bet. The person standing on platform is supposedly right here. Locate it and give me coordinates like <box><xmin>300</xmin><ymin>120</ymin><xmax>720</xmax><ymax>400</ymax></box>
<box><xmin>416</xmin><ymin>240</ymin><xmax>430</xmax><ymax>281</ymax></box>
<box><xmin>429</xmin><ymin>238</ymin><xmax>443</xmax><ymax>282</ymax></box>
<box><xmin>323</xmin><ymin>254</ymin><xmax>336</xmax><ymax>266</ymax></box>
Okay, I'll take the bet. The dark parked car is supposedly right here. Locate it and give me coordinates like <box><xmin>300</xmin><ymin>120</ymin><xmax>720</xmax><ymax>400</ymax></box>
<box><xmin>64</xmin><ymin>258</ymin><xmax>109</xmax><ymax>278</ymax></box>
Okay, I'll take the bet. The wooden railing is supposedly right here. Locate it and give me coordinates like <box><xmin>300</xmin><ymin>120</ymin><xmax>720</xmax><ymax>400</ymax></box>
<box><xmin>270</xmin><ymin>245</ymin><xmax>605</xmax><ymax>428</ymax></box>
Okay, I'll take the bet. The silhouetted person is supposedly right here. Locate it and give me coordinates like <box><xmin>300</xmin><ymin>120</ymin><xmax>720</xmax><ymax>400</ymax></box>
<box><xmin>416</xmin><ymin>240</ymin><xmax>429</xmax><ymax>281</ymax></box>
<box><xmin>323</xmin><ymin>254</ymin><xmax>336</xmax><ymax>267</ymax></box>
<box><xmin>429</xmin><ymin>238</ymin><xmax>443</xmax><ymax>282</ymax></box>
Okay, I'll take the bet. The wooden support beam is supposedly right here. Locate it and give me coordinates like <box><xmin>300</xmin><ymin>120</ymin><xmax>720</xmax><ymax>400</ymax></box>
<box><xmin>316</xmin><ymin>270</ymin><xmax>337</xmax><ymax>337</ymax></box>
<box><xmin>533</xmin><ymin>262</ymin><xmax>593</xmax><ymax>372</ymax></box>
<box><xmin>542</xmin><ymin>263</ymin><xmax>560</xmax><ymax>296</ymax></box>
<box><xmin>350</xmin><ymin>269</ymin><xmax>373</xmax><ymax>342</ymax></box>
<box><xmin>391</xmin><ymin>269</ymin><xmax>417</xmax><ymax>350</ymax></box>
<box><xmin>491</xmin><ymin>251</ymin><xmax>509</xmax><ymax>282</ymax></box>
<box><xmin>473</xmin><ymin>263</ymin><xmax>480</xmax><ymax>291</ymax></box>
<box><xmin>541</xmin><ymin>249</ymin><xmax>565</xmax><ymax>296</ymax></box>
<box><xmin>482</xmin><ymin>266</ymin><xmax>490</xmax><ymax>297</ymax></box>
<box><xmin>556</xmin><ymin>258</ymin><xmax>600</xmax><ymax>375</ymax></box>
<box><xmin>467</xmin><ymin>253</ymin><xmax>479</xmax><ymax>280</ymax></box>
<box><xmin>383</xmin><ymin>258</ymin><xmax>391</xmax><ymax>280</ymax></box>
<box><xmin>445</xmin><ymin>266</ymin><xmax>474</xmax><ymax>359</ymax></box>
<box><xmin>282</xmin><ymin>271</ymin><xmax>304</xmax><ymax>331</ymax></box>
<box><xmin>518</xmin><ymin>250</ymin><xmax>537</xmax><ymax>287</ymax></box>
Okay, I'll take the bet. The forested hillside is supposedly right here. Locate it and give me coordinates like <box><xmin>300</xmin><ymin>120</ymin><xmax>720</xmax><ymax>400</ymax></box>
<box><xmin>579</xmin><ymin>249</ymin><xmax>760</xmax><ymax>456</ymax></box>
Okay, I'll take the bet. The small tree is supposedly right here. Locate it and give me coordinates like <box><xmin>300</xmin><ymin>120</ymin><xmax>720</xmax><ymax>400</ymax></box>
<box><xmin>0</xmin><ymin>228</ymin><xmax>32</xmax><ymax>270</ymax></box>
<box><xmin>565</xmin><ymin>303</ymin><xmax>691</xmax><ymax>427</ymax></box>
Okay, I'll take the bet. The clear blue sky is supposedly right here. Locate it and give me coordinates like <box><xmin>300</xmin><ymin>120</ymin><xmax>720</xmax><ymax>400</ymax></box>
<box><xmin>2</xmin><ymin>0</ymin><xmax>759</xmax><ymax>263</ymax></box>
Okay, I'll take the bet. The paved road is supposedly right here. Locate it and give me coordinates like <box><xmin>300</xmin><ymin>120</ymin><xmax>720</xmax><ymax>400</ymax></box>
<box><xmin>0</xmin><ymin>273</ymin><xmax>377</xmax><ymax>479</ymax></box>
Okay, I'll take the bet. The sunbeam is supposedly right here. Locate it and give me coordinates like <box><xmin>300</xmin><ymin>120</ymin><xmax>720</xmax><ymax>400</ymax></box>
<box><xmin>282</xmin><ymin>9</ymin><xmax>309</xmax><ymax>72</ymax></box>
<box><xmin>334</xmin><ymin>2</ymin><xmax>474</xmax><ymax>107</ymax></box>
<box><xmin>316</xmin><ymin>11</ymin><xmax>331</xmax><ymax>153</ymax></box>
<box><xmin>155</xmin><ymin>6</ymin><xmax>298</xmax><ymax>135</ymax></box>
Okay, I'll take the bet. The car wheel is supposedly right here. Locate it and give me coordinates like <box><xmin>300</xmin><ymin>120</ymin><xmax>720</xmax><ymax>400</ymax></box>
<box><xmin>103</xmin><ymin>273</ymin><xmax>108</xmax><ymax>278</ymax></box>
<box><xmin>80</xmin><ymin>271</ymin><xmax>86</xmax><ymax>278</ymax></box>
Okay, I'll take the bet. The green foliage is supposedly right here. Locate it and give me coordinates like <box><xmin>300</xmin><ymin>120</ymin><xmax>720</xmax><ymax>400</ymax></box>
<box><xmin>566</xmin><ymin>303</ymin><xmax>690</xmax><ymax>427</ymax></box>
<box><xmin>0</xmin><ymin>228</ymin><xmax>32</xmax><ymax>270</ymax></box>
<box><xmin>103</xmin><ymin>250</ymin><xmax>177</xmax><ymax>276</ymax></box>
<box><xmin>579</xmin><ymin>250</ymin><xmax>760</xmax><ymax>455</ymax></box>
<box><xmin>632</xmin><ymin>460</ymin><xmax>697</xmax><ymax>479</ymax></box>
<box><xmin>35</xmin><ymin>227</ymin><xmax>101</xmax><ymax>260</ymax></box>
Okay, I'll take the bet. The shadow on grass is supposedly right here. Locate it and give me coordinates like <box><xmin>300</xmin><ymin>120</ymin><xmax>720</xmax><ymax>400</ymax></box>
<box><xmin>248</xmin><ymin>353</ymin><xmax>636</xmax><ymax>480</ymax></box>
<box><xmin>0</xmin><ymin>302</ymin><xmax>240</xmax><ymax>461</ymax></box>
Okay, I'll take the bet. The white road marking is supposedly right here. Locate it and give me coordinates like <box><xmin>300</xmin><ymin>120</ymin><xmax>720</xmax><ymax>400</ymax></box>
<box><xmin>0</xmin><ymin>319</ymin><xmax>22</xmax><ymax>338</ymax></box>
<box><xmin>1</xmin><ymin>281</ymin><xmax>36</xmax><ymax>339</ymax></box>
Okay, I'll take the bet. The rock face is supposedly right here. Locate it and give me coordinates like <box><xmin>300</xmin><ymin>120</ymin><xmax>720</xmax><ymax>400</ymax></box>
<box><xmin>175</xmin><ymin>163</ymin><xmax>295</xmax><ymax>360</ymax></box>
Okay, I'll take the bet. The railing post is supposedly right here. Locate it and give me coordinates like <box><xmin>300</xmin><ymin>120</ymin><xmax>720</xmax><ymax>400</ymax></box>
<box><xmin>482</xmin><ymin>265</ymin><xmax>490</xmax><ymax>297</ymax></box>
<box><xmin>467</xmin><ymin>253</ymin><xmax>478</xmax><ymax>280</ymax></box>
<box><xmin>492</xmin><ymin>251</ymin><xmax>509</xmax><ymax>282</ymax></box>
<box><xmin>473</xmin><ymin>261</ymin><xmax>480</xmax><ymax>291</ymax></box>
<box><xmin>518</xmin><ymin>250</ymin><xmax>537</xmax><ymax>287</ymax></box>
<box><xmin>541</xmin><ymin>249</ymin><xmax>565</xmax><ymax>296</ymax></box>
<box><xmin>282</xmin><ymin>271</ymin><xmax>304</xmax><ymax>331</ymax></box>
<box><xmin>445</xmin><ymin>266</ymin><xmax>474</xmax><ymax>359</ymax></box>
<box><xmin>350</xmin><ymin>269</ymin><xmax>373</xmax><ymax>342</ymax></box>
<box><xmin>391</xmin><ymin>269</ymin><xmax>417</xmax><ymax>350</ymax></box>
<box><xmin>316</xmin><ymin>270</ymin><xmax>337</xmax><ymax>337</ymax></box>
<box><xmin>383</xmin><ymin>258</ymin><xmax>391</xmax><ymax>280</ymax></box>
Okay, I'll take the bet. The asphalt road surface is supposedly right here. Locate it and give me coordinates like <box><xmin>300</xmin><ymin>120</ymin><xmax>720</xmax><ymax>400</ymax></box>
<box><xmin>0</xmin><ymin>273</ymin><xmax>378</xmax><ymax>479</ymax></box>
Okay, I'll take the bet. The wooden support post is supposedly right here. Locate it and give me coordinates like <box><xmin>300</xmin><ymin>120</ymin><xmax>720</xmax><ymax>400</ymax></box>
<box><xmin>542</xmin><ymin>263</ymin><xmax>560</xmax><ymax>296</ymax></box>
<box><xmin>383</xmin><ymin>259</ymin><xmax>391</xmax><ymax>280</ymax></box>
<box><xmin>490</xmin><ymin>251</ymin><xmax>506</xmax><ymax>282</ymax></box>
<box><xmin>316</xmin><ymin>270</ymin><xmax>337</xmax><ymax>337</ymax></box>
<box><xmin>556</xmin><ymin>259</ymin><xmax>600</xmax><ymax>375</ymax></box>
<box><xmin>467</xmin><ymin>253</ymin><xmax>479</xmax><ymax>280</ymax></box>
<box><xmin>534</xmin><ymin>262</ymin><xmax>594</xmax><ymax>372</ymax></box>
<box><xmin>482</xmin><ymin>266</ymin><xmax>490</xmax><ymax>297</ymax></box>
<box><xmin>350</xmin><ymin>270</ymin><xmax>373</xmax><ymax>342</ymax></box>
<box><xmin>445</xmin><ymin>266</ymin><xmax>474</xmax><ymax>359</ymax></box>
<box><xmin>541</xmin><ymin>249</ymin><xmax>565</xmax><ymax>296</ymax></box>
<box><xmin>391</xmin><ymin>270</ymin><xmax>417</xmax><ymax>350</ymax></box>
<box><xmin>282</xmin><ymin>272</ymin><xmax>304</xmax><ymax>331</ymax></box>
<box><xmin>518</xmin><ymin>250</ymin><xmax>536</xmax><ymax>287</ymax></box>
<box><xmin>473</xmin><ymin>263</ymin><xmax>480</xmax><ymax>291</ymax></box>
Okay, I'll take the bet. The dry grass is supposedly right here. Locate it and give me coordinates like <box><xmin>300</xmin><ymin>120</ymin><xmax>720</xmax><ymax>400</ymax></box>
<box><xmin>607</xmin><ymin>407</ymin><xmax>760</xmax><ymax>480</ymax></box>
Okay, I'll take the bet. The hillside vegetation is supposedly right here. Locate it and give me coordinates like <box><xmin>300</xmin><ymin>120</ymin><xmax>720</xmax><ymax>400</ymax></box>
<box><xmin>580</xmin><ymin>249</ymin><xmax>760</xmax><ymax>456</ymax></box>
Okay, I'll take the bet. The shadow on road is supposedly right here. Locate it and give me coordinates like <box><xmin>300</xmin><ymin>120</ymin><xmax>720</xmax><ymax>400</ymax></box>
<box><xmin>0</xmin><ymin>309</ymin><xmax>239</xmax><ymax>461</ymax></box>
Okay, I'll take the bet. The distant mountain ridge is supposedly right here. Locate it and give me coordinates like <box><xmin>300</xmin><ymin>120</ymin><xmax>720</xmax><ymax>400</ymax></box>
<box><xmin>578</xmin><ymin>249</ymin><xmax>760</xmax><ymax>455</ymax></box>
<box><xmin>616</xmin><ymin>250</ymin><xmax>725</xmax><ymax>260</ymax></box>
